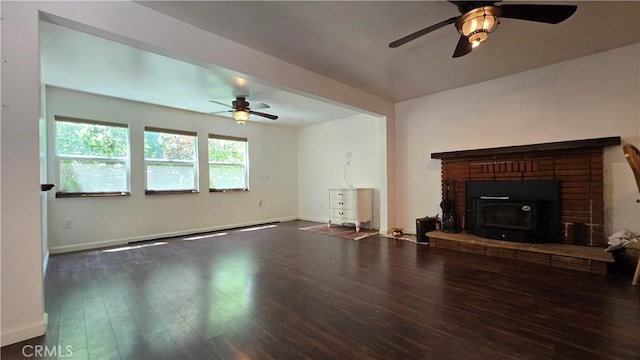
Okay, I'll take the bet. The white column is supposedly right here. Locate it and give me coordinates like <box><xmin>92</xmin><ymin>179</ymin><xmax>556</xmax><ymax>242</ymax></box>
<box><xmin>1</xmin><ymin>1</ymin><xmax>46</xmax><ymax>346</ymax></box>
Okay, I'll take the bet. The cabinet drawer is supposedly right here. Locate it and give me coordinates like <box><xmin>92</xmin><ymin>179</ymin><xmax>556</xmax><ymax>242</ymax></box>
<box><xmin>329</xmin><ymin>198</ymin><xmax>355</xmax><ymax>210</ymax></box>
<box><xmin>329</xmin><ymin>189</ymin><xmax>355</xmax><ymax>201</ymax></box>
<box><xmin>330</xmin><ymin>208</ymin><xmax>355</xmax><ymax>221</ymax></box>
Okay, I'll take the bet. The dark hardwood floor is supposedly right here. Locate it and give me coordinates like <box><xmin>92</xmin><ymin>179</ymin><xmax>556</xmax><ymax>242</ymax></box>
<box><xmin>3</xmin><ymin>220</ymin><xmax>639</xmax><ymax>359</ymax></box>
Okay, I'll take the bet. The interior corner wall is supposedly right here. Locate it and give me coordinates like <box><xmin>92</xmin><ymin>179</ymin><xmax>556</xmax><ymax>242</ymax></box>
<box><xmin>395</xmin><ymin>43</ymin><xmax>640</xmax><ymax>238</ymax></box>
<box><xmin>297</xmin><ymin>114</ymin><xmax>383</xmax><ymax>229</ymax></box>
<box><xmin>46</xmin><ymin>87</ymin><xmax>298</xmax><ymax>253</ymax></box>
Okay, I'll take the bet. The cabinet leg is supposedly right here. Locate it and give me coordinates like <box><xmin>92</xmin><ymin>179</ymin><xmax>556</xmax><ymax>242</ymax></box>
<box><xmin>327</xmin><ymin>220</ymin><xmax>331</xmax><ymax>229</ymax></box>
<box><xmin>632</xmin><ymin>256</ymin><xmax>640</xmax><ymax>285</ymax></box>
<box><xmin>356</xmin><ymin>224</ymin><xmax>360</xmax><ymax>233</ymax></box>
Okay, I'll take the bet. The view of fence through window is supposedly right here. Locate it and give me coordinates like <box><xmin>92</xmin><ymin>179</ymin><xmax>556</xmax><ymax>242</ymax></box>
<box><xmin>55</xmin><ymin>119</ymin><xmax>129</xmax><ymax>193</ymax></box>
<box><xmin>144</xmin><ymin>128</ymin><xmax>197</xmax><ymax>191</ymax></box>
<box><xmin>208</xmin><ymin>135</ymin><xmax>248</xmax><ymax>190</ymax></box>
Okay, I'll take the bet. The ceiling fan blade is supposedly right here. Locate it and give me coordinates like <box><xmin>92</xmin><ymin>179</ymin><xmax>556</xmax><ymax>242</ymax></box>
<box><xmin>249</xmin><ymin>110</ymin><xmax>278</xmax><ymax>120</ymax></box>
<box><xmin>209</xmin><ymin>100</ymin><xmax>232</xmax><ymax>108</ymax></box>
<box><xmin>251</xmin><ymin>102</ymin><xmax>271</xmax><ymax>110</ymax></box>
<box><xmin>500</xmin><ymin>4</ymin><xmax>577</xmax><ymax>24</ymax></box>
<box><xmin>452</xmin><ymin>35</ymin><xmax>472</xmax><ymax>58</ymax></box>
<box><xmin>389</xmin><ymin>16</ymin><xmax>458</xmax><ymax>48</ymax></box>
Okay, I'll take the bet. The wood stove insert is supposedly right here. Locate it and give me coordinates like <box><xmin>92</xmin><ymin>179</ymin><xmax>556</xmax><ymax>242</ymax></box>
<box><xmin>466</xmin><ymin>180</ymin><xmax>559</xmax><ymax>243</ymax></box>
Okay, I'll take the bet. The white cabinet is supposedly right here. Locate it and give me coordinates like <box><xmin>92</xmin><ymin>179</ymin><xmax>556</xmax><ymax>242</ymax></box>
<box><xmin>328</xmin><ymin>188</ymin><xmax>373</xmax><ymax>232</ymax></box>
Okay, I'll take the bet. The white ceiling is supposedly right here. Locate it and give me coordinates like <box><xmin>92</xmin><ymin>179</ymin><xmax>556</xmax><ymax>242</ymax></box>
<box><xmin>39</xmin><ymin>21</ymin><xmax>362</xmax><ymax>128</ymax></box>
<box><xmin>41</xmin><ymin>1</ymin><xmax>640</xmax><ymax>128</ymax></box>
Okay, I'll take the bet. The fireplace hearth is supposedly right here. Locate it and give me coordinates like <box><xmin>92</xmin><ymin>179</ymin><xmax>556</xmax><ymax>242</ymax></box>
<box><xmin>466</xmin><ymin>180</ymin><xmax>560</xmax><ymax>243</ymax></box>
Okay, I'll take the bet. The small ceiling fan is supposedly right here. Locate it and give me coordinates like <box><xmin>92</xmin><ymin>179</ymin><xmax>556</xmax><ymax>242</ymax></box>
<box><xmin>389</xmin><ymin>1</ymin><xmax>577</xmax><ymax>58</ymax></box>
<box><xmin>209</xmin><ymin>96</ymin><xmax>278</xmax><ymax>124</ymax></box>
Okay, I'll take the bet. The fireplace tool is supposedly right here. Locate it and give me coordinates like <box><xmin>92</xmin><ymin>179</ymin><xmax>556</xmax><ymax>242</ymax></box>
<box><xmin>441</xmin><ymin>180</ymin><xmax>458</xmax><ymax>233</ymax></box>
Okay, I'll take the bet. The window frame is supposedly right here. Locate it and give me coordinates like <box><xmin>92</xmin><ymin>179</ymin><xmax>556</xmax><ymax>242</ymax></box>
<box><xmin>144</xmin><ymin>126</ymin><xmax>199</xmax><ymax>195</ymax></box>
<box><xmin>54</xmin><ymin>116</ymin><xmax>131</xmax><ymax>198</ymax></box>
<box><xmin>208</xmin><ymin>134</ymin><xmax>249</xmax><ymax>192</ymax></box>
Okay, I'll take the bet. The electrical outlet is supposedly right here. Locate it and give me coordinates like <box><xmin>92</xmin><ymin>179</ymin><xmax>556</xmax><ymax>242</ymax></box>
<box><xmin>259</xmin><ymin>199</ymin><xmax>263</xmax><ymax>207</ymax></box>
<box><xmin>346</xmin><ymin>151</ymin><xmax>352</xmax><ymax>158</ymax></box>
<box><xmin>64</xmin><ymin>219</ymin><xmax>72</xmax><ymax>230</ymax></box>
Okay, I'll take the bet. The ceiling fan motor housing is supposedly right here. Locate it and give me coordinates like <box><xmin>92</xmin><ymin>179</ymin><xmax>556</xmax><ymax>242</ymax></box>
<box><xmin>456</xmin><ymin>6</ymin><xmax>502</xmax><ymax>46</ymax></box>
<box><xmin>232</xmin><ymin>97</ymin><xmax>250</xmax><ymax>110</ymax></box>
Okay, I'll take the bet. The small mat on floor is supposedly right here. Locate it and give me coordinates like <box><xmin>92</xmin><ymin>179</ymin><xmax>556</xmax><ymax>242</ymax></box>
<box><xmin>299</xmin><ymin>224</ymin><xmax>378</xmax><ymax>240</ymax></box>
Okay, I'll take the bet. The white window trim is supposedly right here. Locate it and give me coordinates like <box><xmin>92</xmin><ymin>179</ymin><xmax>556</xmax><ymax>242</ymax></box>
<box><xmin>144</xmin><ymin>127</ymin><xmax>199</xmax><ymax>194</ymax></box>
<box><xmin>208</xmin><ymin>135</ymin><xmax>249</xmax><ymax>192</ymax></box>
<box><xmin>54</xmin><ymin>116</ymin><xmax>131</xmax><ymax>198</ymax></box>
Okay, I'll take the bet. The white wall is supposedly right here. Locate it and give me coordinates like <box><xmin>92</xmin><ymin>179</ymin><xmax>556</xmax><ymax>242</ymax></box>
<box><xmin>1</xmin><ymin>1</ymin><xmax>46</xmax><ymax>346</ymax></box>
<box><xmin>395</xmin><ymin>44</ymin><xmax>640</xmax><ymax>237</ymax></box>
<box><xmin>298</xmin><ymin>114</ymin><xmax>383</xmax><ymax>229</ymax></box>
<box><xmin>46</xmin><ymin>87</ymin><xmax>297</xmax><ymax>253</ymax></box>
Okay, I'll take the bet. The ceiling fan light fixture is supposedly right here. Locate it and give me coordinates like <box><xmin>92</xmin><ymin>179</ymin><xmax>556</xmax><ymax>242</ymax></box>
<box><xmin>469</xmin><ymin>32</ymin><xmax>487</xmax><ymax>48</ymax></box>
<box><xmin>233</xmin><ymin>110</ymin><xmax>249</xmax><ymax>124</ymax></box>
<box><xmin>458</xmin><ymin>6</ymin><xmax>501</xmax><ymax>47</ymax></box>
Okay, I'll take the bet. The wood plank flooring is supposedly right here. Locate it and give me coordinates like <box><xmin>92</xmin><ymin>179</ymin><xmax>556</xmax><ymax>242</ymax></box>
<box><xmin>2</xmin><ymin>220</ymin><xmax>639</xmax><ymax>359</ymax></box>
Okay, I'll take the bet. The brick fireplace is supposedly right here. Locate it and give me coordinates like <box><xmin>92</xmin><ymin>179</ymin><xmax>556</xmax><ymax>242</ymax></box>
<box><xmin>431</xmin><ymin>137</ymin><xmax>621</xmax><ymax>247</ymax></box>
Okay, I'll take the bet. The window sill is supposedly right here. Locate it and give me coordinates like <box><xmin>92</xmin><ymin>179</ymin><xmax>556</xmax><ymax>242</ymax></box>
<box><xmin>145</xmin><ymin>189</ymin><xmax>199</xmax><ymax>195</ymax></box>
<box><xmin>56</xmin><ymin>191</ymin><xmax>131</xmax><ymax>198</ymax></box>
<box><xmin>209</xmin><ymin>188</ymin><xmax>249</xmax><ymax>193</ymax></box>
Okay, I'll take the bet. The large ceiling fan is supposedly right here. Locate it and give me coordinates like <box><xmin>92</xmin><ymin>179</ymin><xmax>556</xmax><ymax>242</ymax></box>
<box><xmin>389</xmin><ymin>1</ymin><xmax>577</xmax><ymax>58</ymax></box>
<box><xmin>210</xmin><ymin>96</ymin><xmax>278</xmax><ymax>124</ymax></box>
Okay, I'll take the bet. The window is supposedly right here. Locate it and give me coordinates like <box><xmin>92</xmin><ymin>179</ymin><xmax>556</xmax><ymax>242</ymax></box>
<box><xmin>55</xmin><ymin>117</ymin><xmax>130</xmax><ymax>197</ymax></box>
<box><xmin>144</xmin><ymin>127</ymin><xmax>198</xmax><ymax>194</ymax></box>
<box><xmin>208</xmin><ymin>135</ymin><xmax>248</xmax><ymax>191</ymax></box>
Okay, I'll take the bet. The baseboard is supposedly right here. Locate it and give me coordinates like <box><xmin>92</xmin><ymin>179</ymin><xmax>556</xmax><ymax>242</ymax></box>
<box><xmin>48</xmin><ymin>216</ymin><xmax>297</xmax><ymax>254</ymax></box>
<box><xmin>49</xmin><ymin>238</ymin><xmax>137</xmax><ymax>255</ymax></box>
<box><xmin>296</xmin><ymin>216</ymin><xmax>328</xmax><ymax>223</ymax></box>
<box><xmin>297</xmin><ymin>217</ymin><xmax>382</xmax><ymax>232</ymax></box>
<box><xmin>1</xmin><ymin>313</ymin><xmax>47</xmax><ymax>347</ymax></box>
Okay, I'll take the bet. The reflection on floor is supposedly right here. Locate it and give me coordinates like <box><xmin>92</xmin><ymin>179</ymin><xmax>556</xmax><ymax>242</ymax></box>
<box><xmin>2</xmin><ymin>220</ymin><xmax>639</xmax><ymax>359</ymax></box>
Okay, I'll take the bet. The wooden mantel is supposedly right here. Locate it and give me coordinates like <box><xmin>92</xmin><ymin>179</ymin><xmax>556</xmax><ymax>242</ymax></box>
<box><xmin>431</xmin><ymin>136</ymin><xmax>621</xmax><ymax>159</ymax></box>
